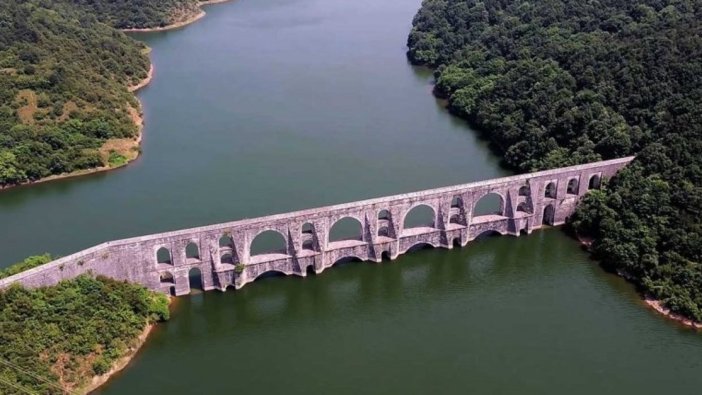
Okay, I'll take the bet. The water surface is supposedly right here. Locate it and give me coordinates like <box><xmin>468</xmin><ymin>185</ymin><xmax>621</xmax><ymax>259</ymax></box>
<box><xmin>0</xmin><ymin>0</ymin><xmax>700</xmax><ymax>394</ymax></box>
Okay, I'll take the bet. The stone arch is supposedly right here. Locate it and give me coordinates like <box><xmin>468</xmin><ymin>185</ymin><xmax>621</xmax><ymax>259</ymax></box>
<box><xmin>159</xmin><ymin>271</ymin><xmax>175</xmax><ymax>296</ymax></box>
<box><xmin>332</xmin><ymin>255</ymin><xmax>364</xmax><ymax>267</ymax></box>
<box><xmin>301</xmin><ymin>222</ymin><xmax>316</xmax><ymax>251</ymax></box>
<box><xmin>542</xmin><ymin>204</ymin><xmax>555</xmax><ymax>225</ymax></box>
<box><xmin>329</xmin><ymin>217</ymin><xmax>363</xmax><ymax>242</ymax></box>
<box><xmin>220</xmin><ymin>252</ymin><xmax>234</xmax><ymax>264</ymax></box>
<box><xmin>544</xmin><ymin>181</ymin><xmax>557</xmax><ymax>198</ymax></box>
<box><xmin>188</xmin><ymin>267</ymin><xmax>203</xmax><ymax>291</ymax></box>
<box><xmin>518</xmin><ymin>185</ymin><xmax>530</xmax><ymax>196</ymax></box>
<box><xmin>449</xmin><ymin>195</ymin><xmax>466</xmax><ymax>226</ymax></box>
<box><xmin>219</xmin><ymin>234</ymin><xmax>237</xmax><ymax>264</ymax></box>
<box><xmin>589</xmin><ymin>173</ymin><xmax>602</xmax><ymax>189</ymax></box>
<box><xmin>516</xmin><ymin>202</ymin><xmax>531</xmax><ymax>214</ymax></box>
<box><xmin>219</xmin><ymin>234</ymin><xmax>234</xmax><ymax>248</ymax></box>
<box><xmin>474</xmin><ymin>229</ymin><xmax>504</xmax><ymax>240</ymax></box>
<box><xmin>185</xmin><ymin>241</ymin><xmax>200</xmax><ymax>260</ymax></box>
<box><xmin>473</xmin><ymin>192</ymin><xmax>505</xmax><ymax>217</ymax></box>
<box><xmin>377</xmin><ymin>210</ymin><xmax>393</xmax><ymax>238</ymax></box>
<box><xmin>159</xmin><ymin>271</ymin><xmax>175</xmax><ymax>284</ymax></box>
<box><xmin>253</xmin><ymin>270</ymin><xmax>288</xmax><ymax>282</ymax></box>
<box><xmin>404</xmin><ymin>241</ymin><xmax>438</xmax><ymax>254</ymax></box>
<box><xmin>567</xmin><ymin>178</ymin><xmax>579</xmax><ymax>195</ymax></box>
<box><xmin>156</xmin><ymin>247</ymin><xmax>172</xmax><ymax>265</ymax></box>
<box><xmin>402</xmin><ymin>204</ymin><xmax>436</xmax><ymax>229</ymax></box>
<box><xmin>250</xmin><ymin>229</ymin><xmax>288</xmax><ymax>256</ymax></box>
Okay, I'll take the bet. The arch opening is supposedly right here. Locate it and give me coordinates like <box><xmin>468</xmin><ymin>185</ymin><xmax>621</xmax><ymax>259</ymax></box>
<box><xmin>302</xmin><ymin>239</ymin><xmax>315</xmax><ymax>251</ymax></box>
<box><xmin>306</xmin><ymin>264</ymin><xmax>316</xmax><ymax>276</ymax></box>
<box><xmin>159</xmin><ymin>271</ymin><xmax>174</xmax><ymax>284</ymax></box>
<box><xmin>452</xmin><ymin>237</ymin><xmax>462</xmax><ymax>248</ymax></box>
<box><xmin>473</xmin><ymin>193</ymin><xmax>505</xmax><ymax>217</ymax></box>
<box><xmin>518</xmin><ymin>185</ymin><xmax>530</xmax><ymax>196</ymax></box>
<box><xmin>250</xmin><ymin>230</ymin><xmax>287</xmax><ymax>256</ymax></box>
<box><xmin>333</xmin><ymin>256</ymin><xmax>363</xmax><ymax>267</ymax></box>
<box><xmin>544</xmin><ymin>182</ymin><xmax>557</xmax><ymax>199</ymax></box>
<box><xmin>589</xmin><ymin>174</ymin><xmax>601</xmax><ymax>190</ymax></box>
<box><xmin>329</xmin><ymin>217</ymin><xmax>363</xmax><ymax>242</ymax></box>
<box><xmin>188</xmin><ymin>267</ymin><xmax>203</xmax><ymax>292</ymax></box>
<box><xmin>406</xmin><ymin>242</ymin><xmax>435</xmax><ymax>254</ymax></box>
<box><xmin>451</xmin><ymin>196</ymin><xmax>463</xmax><ymax>208</ymax></box>
<box><xmin>567</xmin><ymin>178</ymin><xmax>579</xmax><ymax>195</ymax></box>
<box><xmin>220</xmin><ymin>252</ymin><xmax>234</xmax><ymax>264</ymax></box>
<box><xmin>474</xmin><ymin>230</ymin><xmax>502</xmax><ymax>240</ymax></box>
<box><xmin>378</xmin><ymin>226</ymin><xmax>391</xmax><ymax>237</ymax></box>
<box><xmin>403</xmin><ymin>204</ymin><xmax>436</xmax><ymax>229</ymax></box>
<box><xmin>254</xmin><ymin>270</ymin><xmax>287</xmax><ymax>282</ymax></box>
<box><xmin>449</xmin><ymin>214</ymin><xmax>463</xmax><ymax>225</ymax></box>
<box><xmin>186</xmin><ymin>242</ymin><xmax>199</xmax><ymax>260</ymax></box>
<box><xmin>381</xmin><ymin>251</ymin><xmax>392</xmax><ymax>261</ymax></box>
<box><xmin>542</xmin><ymin>204</ymin><xmax>556</xmax><ymax>225</ymax></box>
<box><xmin>302</xmin><ymin>222</ymin><xmax>314</xmax><ymax>234</ymax></box>
<box><xmin>378</xmin><ymin>209</ymin><xmax>391</xmax><ymax>221</ymax></box>
<box><xmin>219</xmin><ymin>234</ymin><xmax>234</xmax><ymax>248</ymax></box>
<box><xmin>516</xmin><ymin>202</ymin><xmax>531</xmax><ymax>214</ymax></box>
<box><xmin>156</xmin><ymin>247</ymin><xmax>172</xmax><ymax>265</ymax></box>
<box><xmin>301</xmin><ymin>222</ymin><xmax>316</xmax><ymax>251</ymax></box>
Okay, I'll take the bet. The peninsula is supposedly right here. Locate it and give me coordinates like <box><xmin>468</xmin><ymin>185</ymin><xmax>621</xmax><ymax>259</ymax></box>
<box><xmin>0</xmin><ymin>0</ymin><xmax>230</xmax><ymax>190</ymax></box>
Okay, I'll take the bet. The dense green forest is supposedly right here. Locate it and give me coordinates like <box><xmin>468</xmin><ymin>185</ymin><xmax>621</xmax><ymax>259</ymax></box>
<box><xmin>408</xmin><ymin>0</ymin><xmax>702</xmax><ymax>320</ymax></box>
<box><xmin>0</xmin><ymin>0</ymin><xmax>210</xmax><ymax>188</ymax></box>
<box><xmin>69</xmin><ymin>0</ymin><xmax>201</xmax><ymax>29</ymax></box>
<box><xmin>0</xmin><ymin>0</ymin><xmax>153</xmax><ymax>187</ymax></box>
<box><xmin>0</xmin><ymin>275</ymin><xmax>169</xmax><ymax>394</ymax></box>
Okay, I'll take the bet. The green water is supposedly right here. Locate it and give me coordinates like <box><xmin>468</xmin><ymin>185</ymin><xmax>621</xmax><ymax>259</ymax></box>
<box><xmin>1</xmin><ymin>0</ymin><xmax>701</xmax><ymax>393</ymax></box>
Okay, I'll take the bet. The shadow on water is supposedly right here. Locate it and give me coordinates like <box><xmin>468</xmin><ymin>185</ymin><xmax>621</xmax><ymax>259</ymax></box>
<box><xmin>179</xmin><ymin>229</ymin><xmax>570</xmax><ymax>325</ymax></box>
<box><xmin>332</xmin><ymin>256</ymin><xmax>364</xmax><ymax>268</ymax></box>
<box><xmin>254</xmin><ymin>270</ymin><xmax>288</xmax><ymax>282</ymax></box>
<box><xmin>405</xmin><ymin>243</ymin><xmax>435</xmax><ymax>254</ymax></box>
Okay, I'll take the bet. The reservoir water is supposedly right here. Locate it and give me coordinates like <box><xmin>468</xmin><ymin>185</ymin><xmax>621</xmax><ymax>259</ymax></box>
<box><xmin>1</xmin><ymin>0</ymin><xmax>701</xmax><ymax>393</ymax></box>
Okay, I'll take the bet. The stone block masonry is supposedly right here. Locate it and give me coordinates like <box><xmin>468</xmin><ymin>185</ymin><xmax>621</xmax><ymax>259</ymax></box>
<box><xmin>0</xmin><ymin>157</ymin><xmax>634</xmax><ymax>296</ymax></box>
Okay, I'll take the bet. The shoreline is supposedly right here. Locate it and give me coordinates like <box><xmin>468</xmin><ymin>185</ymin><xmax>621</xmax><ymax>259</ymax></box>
<box><xmin>84</xmin><ymin>296</ymin><xmax>178</xmax><ymax>394</ymax></box>
<box><xmin>644</xmin><ymin>298</ymin><xmax>702</xmax><ymax>330</ymax></box>
<box><xmin>0</xmin><ymin>64</ymin><xmax>153</xmax><ymax>192</ymax></box>
<box><xmin>576</xmin><ymin>234</ymin><xmax>702</xmax><ymax>330</ymax></box>
<box><xmin>83</xmin><ymin>323</ymin><xmax>156</xmax><ymax>394</ymax></box>
<box><xmin>0</xmin><ymin>0</ymin><xmax>234</xmax><ymax>193</ymax></box>
<box><xmin>121</xmin><ymin>0</ymin><xmax>233</xmax><ymax>33</ymax></box>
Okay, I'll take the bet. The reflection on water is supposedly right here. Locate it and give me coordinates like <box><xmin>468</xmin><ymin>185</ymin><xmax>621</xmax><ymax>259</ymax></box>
<box><xmin>97</xmin><ymin>230</ymin><xmax>702</xmax><ymax>394</ymax></box>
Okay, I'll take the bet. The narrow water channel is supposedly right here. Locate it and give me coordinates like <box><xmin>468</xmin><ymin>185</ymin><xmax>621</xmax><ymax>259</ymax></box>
<box><xmin>1</xmin><ymin>0</ymin><xmax>701</xmax><ymax>393</ymax></box>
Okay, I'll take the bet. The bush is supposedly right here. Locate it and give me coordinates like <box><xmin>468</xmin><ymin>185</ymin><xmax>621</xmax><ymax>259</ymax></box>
<box><xmin>0</xmin><ymin>275</ymin><xmax>170</xmax><ymax>393</ymax></box>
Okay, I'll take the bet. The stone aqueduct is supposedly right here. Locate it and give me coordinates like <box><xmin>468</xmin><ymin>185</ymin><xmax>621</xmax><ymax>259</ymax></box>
<box><xmin>0</xmin><ymin>157</ymin><xmax>634</xmax><ymax>295</ymax></box>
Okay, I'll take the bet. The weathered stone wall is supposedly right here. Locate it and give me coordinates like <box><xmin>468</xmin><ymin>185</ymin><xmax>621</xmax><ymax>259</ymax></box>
<box><xmin>0</xmin><ymin>157</ymin><xmax>634</xmax><ymax>296</ymax></box>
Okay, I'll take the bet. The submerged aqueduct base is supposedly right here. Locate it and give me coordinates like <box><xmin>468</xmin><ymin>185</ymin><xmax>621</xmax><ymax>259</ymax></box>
<box><xmin>0</xmin><ymin>157</ymin><xmax>634</xmax><ymax>296</ymax></box>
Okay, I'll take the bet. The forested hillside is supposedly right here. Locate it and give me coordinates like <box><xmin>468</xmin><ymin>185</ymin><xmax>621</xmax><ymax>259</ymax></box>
<box><xmin>0</xmin><ymin>275</ymin><xmax>169</xmax><ymax>394</ymax></box>
<box><xmin>69</xmin><ymin>0</ymin><xmax>200</xmax><ymax>29</ymax></box>
<box><xmin>0</xmin><ymin>0</ymin><xmax>152</xmax><ymax>187</ymax></box>
<box><xmin>408</xmin><ymin>1</ymin><xmax>702</xmax><ymax>320</ymax></box>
